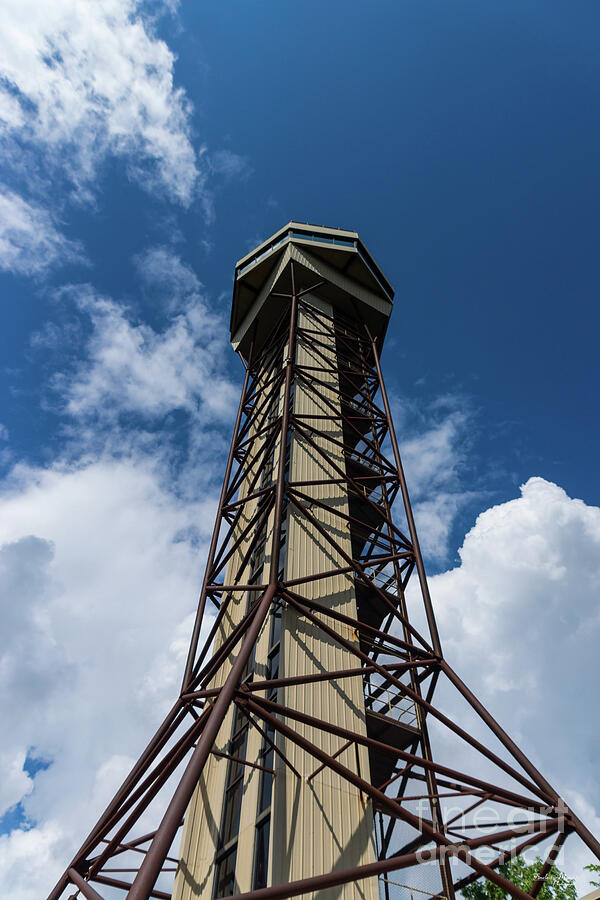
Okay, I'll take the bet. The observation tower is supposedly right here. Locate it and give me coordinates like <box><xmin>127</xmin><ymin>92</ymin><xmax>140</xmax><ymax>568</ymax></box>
<box><xmin>48</xmin><ymin>223</ymin><xmax>600</xmax><ymax>900</ymax></box>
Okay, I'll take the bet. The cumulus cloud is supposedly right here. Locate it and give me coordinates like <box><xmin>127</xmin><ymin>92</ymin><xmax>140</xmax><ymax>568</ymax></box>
<box><xmin>0</xmin><ymin>822</ymin><xmax>67</xmax><ymax>900</ymax></box>
<box><xmin>0</xmin><ymin>243</ymin><xmax>240</xmax><ymax>895</ymax></box>
<box><xmin>0</xmin><ymin>0</ymin><xmax>199</xmax><ymax>206</ymax></box>
<box><xmin>1</xmin><ymin>328</ymin><xmax>599</xmax><ymax>899</ymax></box>
<box><xmin>0</xmin><ymin>456</ymin><xmax>216</xmax><ymax>899</ymax></box>
<box><xmin>0</xmin><ymin>188</ymin><xmax>86</xmax><ymax>276</ymax></box>
<box><xmin>423</xmin><ymin>478</ymin><xmax>600</xmax><ymax>888</ymax></box>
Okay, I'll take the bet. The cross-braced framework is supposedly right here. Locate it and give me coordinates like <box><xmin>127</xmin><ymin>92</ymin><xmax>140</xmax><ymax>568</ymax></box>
<box><xmin>48</xmin><ymin>256</ymin><xmax>600</xmax><ymax>900</ymax></box>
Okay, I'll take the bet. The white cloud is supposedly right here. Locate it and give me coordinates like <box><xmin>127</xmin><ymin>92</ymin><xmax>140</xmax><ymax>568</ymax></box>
<box><xmin>426</xmin><ymin>477</ymin><xmax>600</xmax><ymax>889</ymax></box>
<box><xmin>136</xmin><ymin>244</ymin><xmax>204</xmax><ymax>304</ymax></box>
<box><xmin>0</xmin><ymin>751</ymin><xmax>33</xmax><ymax>820</ymax></box>
<box><xmin>0</xmin><ymin>0</ymin><xmax>199</xmax><ymax>205</ymax></box>
<box><xmin>53</xmin><ymin>259</ymin><xmax>238</xmax><ymax>426</ymax></box>
<box><xmin>208</xmin><ymin>149</ymin><xmax>252</xmax><ymax>182</ymax></box>
<box><xmin>0</xmin><ymin>822</ymin><xmax>68</xmax><ymax>900</ymax></box>
<box><xmin>0</xmin><ymin>91</ymin><xmax>24</xmax><ymax>130</ymax></box>
<box><xmin>400</xmin><ymin>407</ymin><xmax>470</xmax><ymax>497</ymax></box>
<box><xmin>0</xmin><ymin>455</ymin><xmax>216</xmax><ymax>899</ymax></box>
<box><xmin>390</xmin><ymin>393</ymin><xmax>476</xmax><ymax>561</ymax></box>
<box><xmin>412</xmin><ymin>490</ymin><xmax>477</xmax><ymax>560</ymax></box>
<box><xmin>0</xmin><ymin>247</ymin><xmax>238</xmax><ymax>896</ymax></box>
<box><xmin>0</xmin><ymin>188</ymin><xmax>85</xmax><ymax>276</ymax></box>
<box><xmin>0</xmin><ymin>2</ymin><xmax>251</xmax><ymax>279</ymax></box>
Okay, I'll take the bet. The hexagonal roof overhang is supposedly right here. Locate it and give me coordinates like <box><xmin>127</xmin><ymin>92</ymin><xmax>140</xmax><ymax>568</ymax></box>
<box><xmin>231</xmin><ymin>222</ymin><xmax>394</xmax><ymax>358</ymax></box>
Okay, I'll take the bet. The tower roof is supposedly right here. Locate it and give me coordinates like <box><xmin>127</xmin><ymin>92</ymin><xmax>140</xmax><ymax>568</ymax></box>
<box><xmin>230</xmin><ymin>221</ymin><xmax>394</xmax><ymax>357</ymax></box>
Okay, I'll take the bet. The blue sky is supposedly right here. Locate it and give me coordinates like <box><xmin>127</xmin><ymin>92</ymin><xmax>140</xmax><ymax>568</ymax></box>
<box><xmin>0</xmin><ymin>2</ymin><xmax>599</xmax><ymax>897</ymax></box>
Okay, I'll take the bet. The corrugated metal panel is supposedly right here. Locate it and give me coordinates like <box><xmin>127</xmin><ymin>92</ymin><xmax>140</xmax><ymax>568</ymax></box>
<box><xmin>271</xmin><ymin>294</ymin><xmax>378</xmax><ymax>900</ymax></box>
<box><xmin>176</xmin><ymin>294</ymin><xmax>378</xmax><ymax>900</ymax></box>
<box><xmin>290</xmin><ymin>243</ymin><xmax>391</xmax><ymax>317</ymax></box>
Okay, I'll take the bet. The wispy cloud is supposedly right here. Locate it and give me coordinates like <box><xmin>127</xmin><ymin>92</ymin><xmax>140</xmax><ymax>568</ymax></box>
<box><xmin>0</xmin><ymin>0</ymin><xmax>206</xmax><ymax>278</ymax></box>
<box><xmin>135</xmin><ymin>244</ymin><xmax>205</xmax><ymax>305</ymax></box>
<box><xmin>49</xmin><ymin>251</ymin><xmax>237</xmax><ymax>429</ymax></box>
<box><xmin>207</xmin><ymin>149</ymin><xmax>252</xmax><ymax>182</ymax></box>
<box><xmin>0</xmin><ymin>188</ymin><xmax>86</xmax><ymax>277</ymax></box>
<box><xmin>389</xmin><ymin>391</ymin><xmax>479</xmax><ymax>561</ymax></box>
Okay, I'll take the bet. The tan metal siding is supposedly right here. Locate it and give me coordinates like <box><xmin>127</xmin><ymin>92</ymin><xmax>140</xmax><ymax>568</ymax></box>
<box><xmin>271</xmin><ymin>295</ymin><xmax>378</xmax><ymax>900</ymax></box>
<box><xmin>176</xmin><ymin>294</ymin><xmax>378</xmax><ymax>900</ymax></box>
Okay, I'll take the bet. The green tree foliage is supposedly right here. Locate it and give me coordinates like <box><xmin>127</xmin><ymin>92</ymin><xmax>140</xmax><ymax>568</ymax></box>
<box><xmin>461</xmin><ymin>855</ymin><xmax>577</xmax><ymax>900</ymax></box>
<box><xmin>584</xmin><ymin>864</ymin><xmax>600</xmax><ymax>888</ymax></box>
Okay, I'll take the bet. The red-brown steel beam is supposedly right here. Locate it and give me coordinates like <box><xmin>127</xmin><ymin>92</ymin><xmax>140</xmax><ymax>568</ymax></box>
<box><xmin>183</xmin><ymin>664</ymin><xmax>401</xmax><ymax>700</ymax></box>
<box><xmin>86</xmin><ymin>707</ymin><xmax>210</xmax><ymax>879</ymax></box>
<box><xmin>284</xmin><ymin>588</ymin><xmax>549</xmax><ymax>802</ymax></box>
<box><xmin>46</xmin><ymin>699</ymin><xmax>189</xmax><ymax>900</ymax></box>
<box><xmin>67</xmin><ymin>869</ymin><xmax>105</xmax><ymax>900</ymax></box>
<box><xmin>286</xmin><ymin>493</ymin><xmax>431</xmax><ymax>650</ymax></box>
<box><xmin>440</xmin><ymin>659</ymin><xmax>600</xmax><ymax>859</ymax></box>
<box><xmin>238</xmin><ymin>706</ymin><xmax>301</xmax><ymax>780</ymax></box>
<box><xmin>92</xmin><ymin>873</ymin><xmax>171</xmax><ymax>898</ymax></box>
<box><xmin>283</xmin><ymin>585</ymin><xmax>427</xmax><ymax>657</ymax></box>
<box><xmin>243</xmin><ymin>696</ymin><xmax>556</xmax><ymax>900</ymax></box>
<box><xmin>451</xmin><ymin>827</ymin><xmax>556</xmax><ymax>895</ymax></box>
<box><xmin>530</xmin><ymin>829</ymin><xmax>569</xmax><ymax>898</ymax></box>
<box><xmin>294</xmin><ymin>351</ymin><xmax>395</xmax><ymax>470</ymax></box>
<box><xmin>289</xmin><ymin>402</ymin><xmax>409</xmax><ymax>546</ymax></box>
<box><xmin>181</xmin><ymin>333</ymin><xmax>255</xmax><ymax>690</ymax></box>
<box><xmin>366</xmin><ymin>326</ymin><xmax>442</xmax><ymax>657</ymax></box>
<box><xmin>246</xmin><ymin>691</ymin><xmax>551</xmax><ymax>811</ymax></box>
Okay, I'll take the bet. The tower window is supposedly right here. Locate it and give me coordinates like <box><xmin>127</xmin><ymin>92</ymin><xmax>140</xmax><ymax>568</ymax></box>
<box><xmin>266</xmin><ymin>645</ymin><xmax>279</xmax><ymax>683</ymax></box>
<box><xmin>220</xmin><ymin>781</ymin><xmax>243</xmax><ymax>848</ymax></box>
<box><xmin>257</xmin><ymin>723</ymin><xmax>275</xmax><ymax>813</ymax></box>
<box><xmin>214</xmin><ymin>848</ymin><xmax>236</xmax><ymax>898</ymax></box>
<box><xmin>252</xmin><ymin>815</ymin><xmax>271</xmax><ymax>890</ymax></box>
<box><xmin>212</xmin><ymin>707</ymin><xmax>249</xmax><ymax>898</ymax></box>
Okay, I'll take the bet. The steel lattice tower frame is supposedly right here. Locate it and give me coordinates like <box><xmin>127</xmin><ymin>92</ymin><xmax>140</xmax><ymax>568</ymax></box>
<box><xmin>48</xmin><ymin>223</ymin><xmax>600</xmax><ymax>900</ymax></box>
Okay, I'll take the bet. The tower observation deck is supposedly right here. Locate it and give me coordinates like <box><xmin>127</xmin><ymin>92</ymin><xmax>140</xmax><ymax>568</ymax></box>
<box><xmin>48</xmin><ymin>224</ymin><xmax>600</xmax><ymax>900</ymax></box>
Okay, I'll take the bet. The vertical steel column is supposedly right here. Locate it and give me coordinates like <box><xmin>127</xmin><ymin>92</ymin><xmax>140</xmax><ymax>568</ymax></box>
<box><xmin>366</xmin><ymin>329</ymin><xmax>442</xmax><ymax>658</ymax></box>
<box><xmin>363</xmin><ymin>330</ymin><xmax>454</xmax><ymax>898</ymax></box>
<box><xmin>181</xmin><ymin>331</ymin><xmax>255</xmax><ymax>692</ymax></box>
